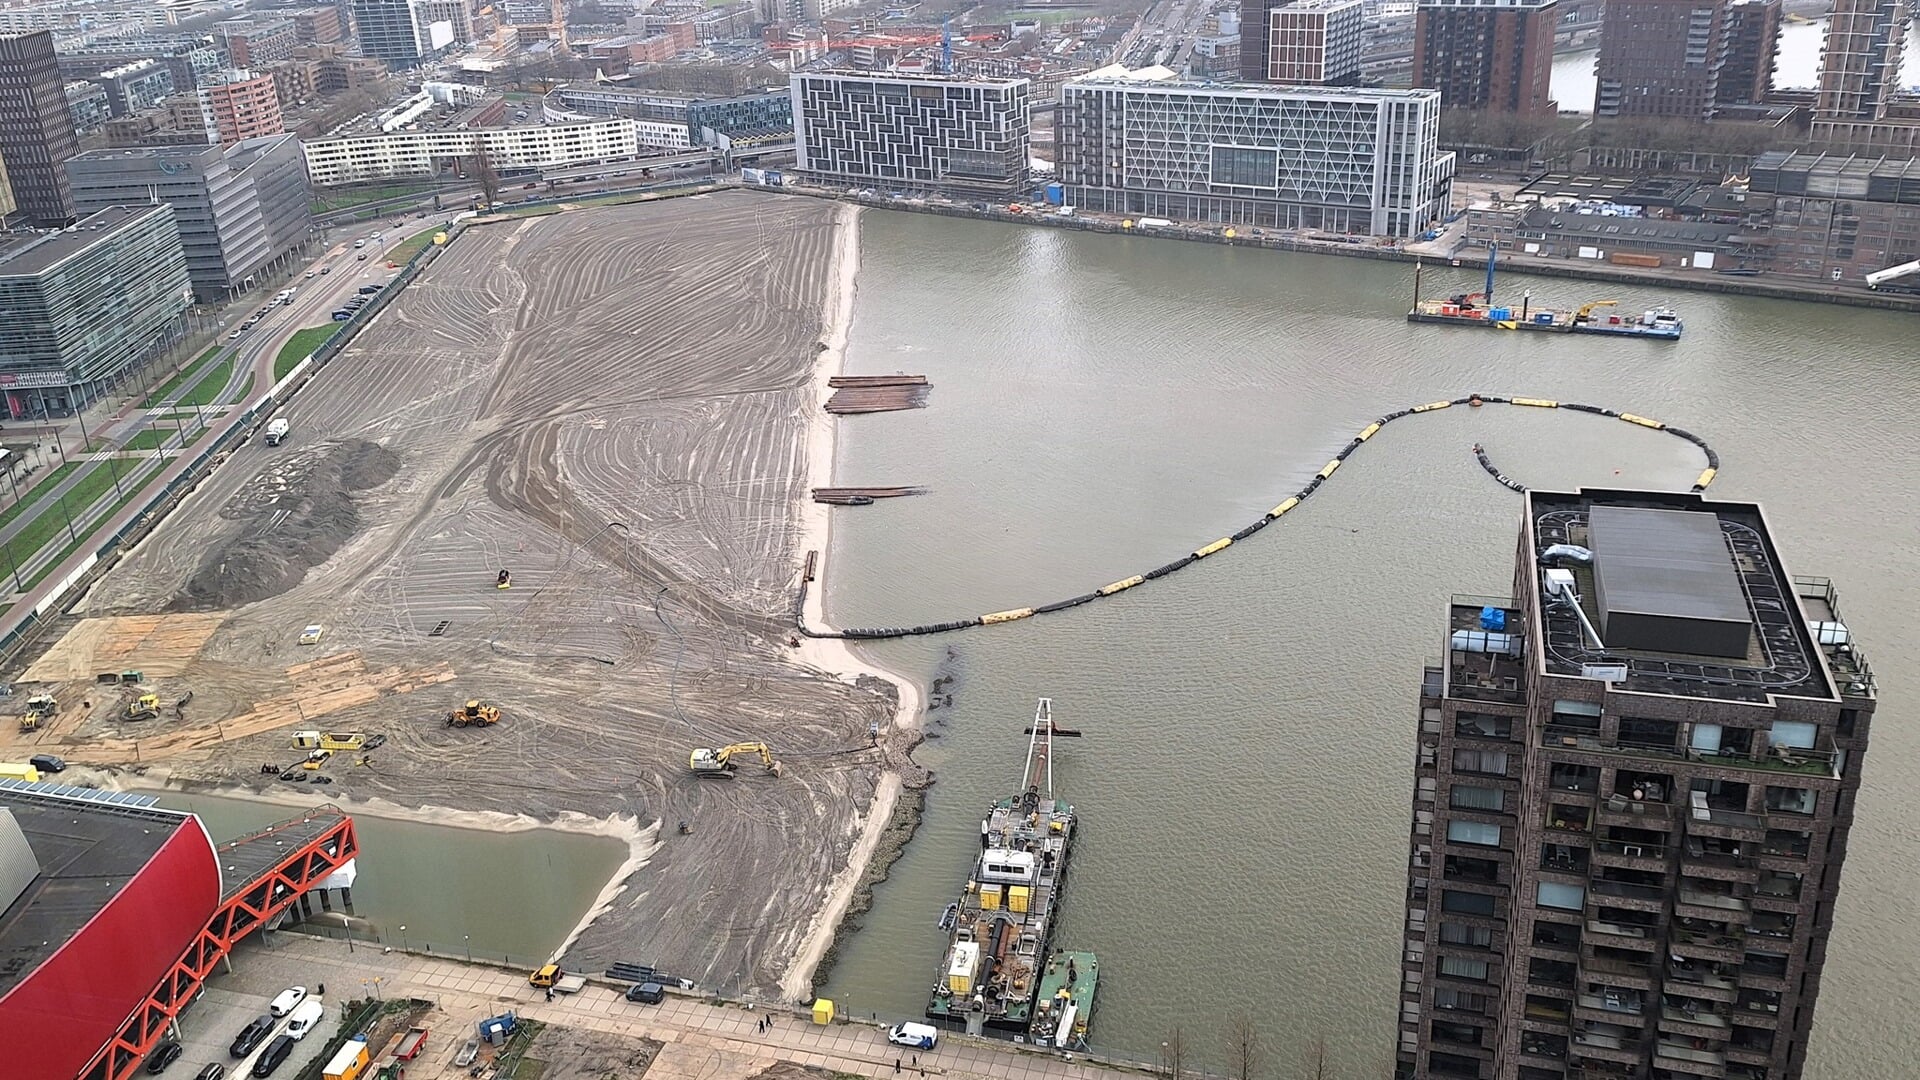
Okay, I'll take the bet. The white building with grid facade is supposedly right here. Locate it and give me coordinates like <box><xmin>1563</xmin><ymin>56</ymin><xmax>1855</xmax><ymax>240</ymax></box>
<box><xmin>1057</xmin><ymin>79</ymin><xmax>1453</xmax><ymax>237</ymax></box>
<box><xmin>301</xmin><ymin>119</ymin><xmax>641</xmax><ymax>186</ymax></box>
<box><xmin>790</xmin><ymin>71</ymin><xmax>1030</xmax><ymax>197</ymax></box>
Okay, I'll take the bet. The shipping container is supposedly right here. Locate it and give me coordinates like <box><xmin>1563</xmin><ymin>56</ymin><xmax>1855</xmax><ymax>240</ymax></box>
<box><xmin>322</xmin><ymin>1037</ymin><xmax>368</xmax><ymax>1080</ymax></box>
<box><xmin>1608</xmin><ymin>252</ymin><xmax>1663</xmax><ymax>268</ymax></box>
<box><xmin>0</xmin><ymin>762</ymin><xmax>41</xmax><ymax>782</ymax></box>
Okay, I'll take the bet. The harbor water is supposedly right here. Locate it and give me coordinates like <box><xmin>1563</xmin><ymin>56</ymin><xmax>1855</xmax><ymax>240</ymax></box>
<box><xmin>814</xmin><ymin>211</ymin><xmax>1920</xmax><ymax>1077</ymax></box>
<box><xmin>151</xmin><ymin>790</ymin><xmax>628</xmax><ymax>966</ymax></box>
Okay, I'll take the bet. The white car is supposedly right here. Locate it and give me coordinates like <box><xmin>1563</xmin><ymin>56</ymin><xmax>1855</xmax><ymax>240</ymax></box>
<box><xmin>887</xmin><ymin>1022</ymin><xmax>938</xmax><ymax>1050</ymax></box>
<box><xmin>268</xmin><ymin>986</ymin><xmax>307</xmax><ymax>1017</ymax></box>
<box><xmin>285</xmin><ymin>999</ymin><xmax>325</xmax><ymax>1040</ymax></box>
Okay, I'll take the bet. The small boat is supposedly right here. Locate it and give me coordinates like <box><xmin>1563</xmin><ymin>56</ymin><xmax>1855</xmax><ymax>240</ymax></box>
<box><xmin>937</xmin><ymin>902</ymin><xmax>959</xmax><ymax>931</ymax></box>
<box><xmin>454</xmin><ymin>1039</ymin><xmax>480</xmax><ymax>1067</ymax></box>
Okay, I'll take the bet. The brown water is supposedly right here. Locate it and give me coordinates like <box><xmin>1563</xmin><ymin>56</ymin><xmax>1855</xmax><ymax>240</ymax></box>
<box><xmin>815</xmin><ymin>210</ymin><xmax>1920</xmax><ymax>1076</ymax></box>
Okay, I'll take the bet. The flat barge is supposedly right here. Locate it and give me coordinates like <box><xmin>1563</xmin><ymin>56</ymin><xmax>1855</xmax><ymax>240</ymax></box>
<box><xmin>1409</xmin><ymin>243</ymin><xmax>1683</xmax><ymax>341</ymax></box>
<box><xmin>927</xmin><ymin>700</ymin><xmax>1097</xmax><ymax>1044</ymax></box>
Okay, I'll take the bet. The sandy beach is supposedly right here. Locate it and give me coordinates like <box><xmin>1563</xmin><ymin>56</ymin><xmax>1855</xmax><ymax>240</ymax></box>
<box><xmin>782</xmin><ymin>202</ymin><xmax>926</xmax><ymax>999</ymax></box>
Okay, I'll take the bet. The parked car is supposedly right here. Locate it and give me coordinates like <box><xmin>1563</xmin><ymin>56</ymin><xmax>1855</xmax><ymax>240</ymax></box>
<box><xmin>285</xmin><ymin>999</ymin><xmax>324</xmax><ymax>1040</ymax></box>
<box><xmin>625</xmin><ymin>981</ymin><xmax>664</xmax><ymax>1004</ymax></box>
<box><xmin>28</xmin><ymin>753</ymin><xmax>64</xmax><ymax>772</ymax></box>
<box><xmin>145</xmin><ymin>1041</ymin><xmax>183</xmax><ymax>1073</ymax></box>
<box><xmin>887</xmin><ymin>1023</ymin><xmax>938</xmax><ymax>1050</ymax></box>
<box><xmin>195</xmin><ymin>1065</ymin><xmax>226</xmax><ymax>1080</ymax></box>
<box><xmin>268</xmin><ymin>986</ymin><xmax>306</xmax><ymax>1017</ymax></box>
<box><xmin>250</xmin><ymin>1036</ymin><xmax>294</xmax><ymax>1078</ymax></box>
<box><xmin>230</xmin><ymin>1016</ymin><xmax>274</xmax><ymax>1058</ymax></box>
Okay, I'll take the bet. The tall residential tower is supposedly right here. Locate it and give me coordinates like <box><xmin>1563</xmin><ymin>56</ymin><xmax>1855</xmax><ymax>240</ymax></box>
<box><xmin>1397</xmin><ymin>488</ymin><xmax>1876</xmax><ymax>1080</ymax></box>
<box><xmin>1412</xmin><ymin>0</ymin><xmax>1558</xmax><ymax>116</ymax></box>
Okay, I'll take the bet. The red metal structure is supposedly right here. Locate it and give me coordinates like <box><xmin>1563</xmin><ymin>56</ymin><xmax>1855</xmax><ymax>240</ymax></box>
<box><xmin>76</xmin><ymin>808</ymin><xmax>359</xmax><ymax>1080</ymax></box>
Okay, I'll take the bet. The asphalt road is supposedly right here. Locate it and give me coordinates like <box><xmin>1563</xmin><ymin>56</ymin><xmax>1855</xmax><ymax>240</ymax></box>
<box><xmin>0</xmin><ymin>230</ymin><xmax>418</xmax><ymax>637</ymax></box>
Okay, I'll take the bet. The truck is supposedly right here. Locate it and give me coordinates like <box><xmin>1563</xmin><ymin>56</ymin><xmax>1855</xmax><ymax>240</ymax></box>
<box><xmin>265</xmin><ymin>418</ymin><xmax>290</xmax><ymax>446</ymax></box>
<box><xmin>393</xmin><ymin>1026</ymin><xmax>430</xmax><ymax>1060</ymax></box>
<box><xmin>293</xmin><ymin>731</ymin><xmax>367</xmax><ymax>751</ymax></box>
<box><xmin>0</xmin><ymin>762</ymin><xmax>41</xmax><ymax>783</ymax></box>
<box><xmin>322</xmin><ymin>1036</ymin><xmax>369</xmax><ymax>1080</ymax></box>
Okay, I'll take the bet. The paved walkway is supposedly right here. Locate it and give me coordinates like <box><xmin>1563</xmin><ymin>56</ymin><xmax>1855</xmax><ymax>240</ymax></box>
<box><xmin>231</xmin><ymin>934</ymin><xmax>1147</xmax><ymax>1080</ymax></box>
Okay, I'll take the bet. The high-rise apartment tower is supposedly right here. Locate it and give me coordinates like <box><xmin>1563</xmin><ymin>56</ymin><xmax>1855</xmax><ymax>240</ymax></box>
<box><xmin>1412</xmin><ymin>0</ymin><xmax>1558</xmax><ymax>116</ymax></box>
<box><xmin>1397</xmin><ymin>488</ymin><xmax>1877</xmax><ymax>1080</ymax></box>
<box><xmin>0</xmin><ymin>31</ymin><xmax>79</xmax><ymax>224</ymax></box>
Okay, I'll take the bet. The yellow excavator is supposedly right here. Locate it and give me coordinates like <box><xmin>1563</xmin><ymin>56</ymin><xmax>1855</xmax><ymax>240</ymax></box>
<box><xmin>1574</xmin><ymin>299</ymin><xmax>1619</xmax><ymax>324</ymax></box>
<box><xmin>447</xmin><ymin>700</ymin><xmax>502</xmax><ymax>727</ymax></box>
<box><xmin>125</xmin><ymin>693</ymin><xmax>160</xmax><ymax>722</ymax></box>
<box><xmin>690</xmin><ymin>742</ymin><xmax>782</xmax><ymax>778</ymax></box>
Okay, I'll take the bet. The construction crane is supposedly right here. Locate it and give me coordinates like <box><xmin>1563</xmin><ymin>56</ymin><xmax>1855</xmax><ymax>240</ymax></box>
<box><xmin>689</xmin><ymin>742</ymin><xmax>782</xmax><ymax>778</ymax></box>
<box><xmin>447</xmin><ymin>700</ymin><xmax>502</xmax><ymax>727</ymax></box>
<box><xmin>1575</xmin><ymin>299</ymin><xmax>1619</xmax><ymax>322</ymax></box>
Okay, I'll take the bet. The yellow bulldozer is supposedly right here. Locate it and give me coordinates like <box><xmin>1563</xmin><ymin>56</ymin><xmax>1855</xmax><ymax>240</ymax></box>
<box><xmin>689</xmin><ymin>742</ymin><xmax>782</xmax><ymax>778</ymax></box>
<box><xmin>19</xmin><ymin>694</ymin><xmax>56</xmax><ymax>733</ymax></box>
<box><xmin>447</xmin><ymin>700</ymin><xmax>502</xmax><ymax>727</ymax></box>
<box><xmin>125</xmin><ymin>693</ymin><xmax>160</xmax><ymax>722</ymax></box>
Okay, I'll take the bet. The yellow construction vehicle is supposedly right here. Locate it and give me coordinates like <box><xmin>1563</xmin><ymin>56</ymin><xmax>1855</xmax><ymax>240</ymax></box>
<box><xmin>20</xmin><ymin>694</ymin><xmax>56</xmax><ymax>733</ymax></box>
<box><xmin>689</xmin><ymin>743</ymin><xmax>782</xmax><ymax>778</ymax></box>
<box><xmin>125</xmin><ymin>693</ymin><xmax>160</xmax><ymax>722</ymax></box>
<box><xmin>302</xmin><ymin>749</ymin><xmax>333</xmax><ymax>770</ymax></box>
<box><xmin>1575</xmin><ymin>300</ymin><xmax>1619</xmax><ymax>323</ymax></box>
<box><xmin>447</xmin><ymin>700</ymin><xmax>501</xmax><ymax>727</ymax></box>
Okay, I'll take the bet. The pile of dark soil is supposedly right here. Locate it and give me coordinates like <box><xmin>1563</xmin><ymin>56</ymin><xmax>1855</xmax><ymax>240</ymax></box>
<box><xmin>171</xmin><ymin>439</ymin><xmax>400</xmax><ymax>611</ymax></box>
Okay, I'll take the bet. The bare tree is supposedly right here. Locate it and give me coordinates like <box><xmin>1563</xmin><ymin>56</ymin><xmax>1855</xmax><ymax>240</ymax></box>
<box><xmin>1162</xmin><ymin>1027</ymin><xmax>1186</xmax><ymax>1080</ymax></box>
<box><xmin>1226</xmin><ymin>1012</ymin><xmax>1262</xmax><ymax>1080</ymax></box>
<box><xmin>1302</xmin><ymin>1035</ymin><xmax>1330</xmax><ymax>1080</ymax></box>
<box><xmin>472</xmin><ymin>147</ymin><xmax>500</xmax><ymax>209</ymax></box>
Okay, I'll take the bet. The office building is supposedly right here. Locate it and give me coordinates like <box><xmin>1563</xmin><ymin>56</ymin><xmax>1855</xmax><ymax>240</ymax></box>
<box><xmin>87</xmin><ymin>59</ymin><xmax>174</xmax><ymax>116</ymax></box>
<box><xmin>0</xmin><ymin>204</ymin><xmax>192</xmax><ymax>414</ymax></box>
<box><xmin>299</xmin><ymin>119</ymin><xmax>643</xmax><ymax>186</ymax></box>
<box><xmin>67</xmin><ymin>136</ymin><xmax>310</xmax><ymax>302</ymax></box>
<box><xmin>1265</xmin><ymin>0</ymin><xmax>1363</xmax><ymax>85</ymax></box>
<box><xmin>0</xmin><ymin>153</ymin><xmax>13</xmax><ymax>219</ymax></box>
<box><xmin>1058</xmin><ymin>79</ymin><xmax>1452</xmax><ymax>237</ymax></box>
<box><xmin>286</xmin><ymin>6</ymin><xmax>344</xmax><ymax>45</ymax></box>
<box><xmin>1413</xmin><ymin>0</ymin><xmax>1557</xmax><ymax>115</ymax></box>
<box><xmin>1595</xmin><ymin>0</ymin><xmax>1728</xmax><ymax>121</ymax></box>
<box><xmin>1718</xmin><ymin>0</ymin><xmax>1783</xmax><ymax>108</ymax></box>
<box><xmin>217</xmin><ymin>17</ymin><xmax>298</xmax><ymax>68</ymax></box>
<box><xmin>351</xmin><ymin>0</ymin><xmax>429</xmax><ymax>68</ymax></box>
<box><xmin>790</xmin><ymin>71</ymin><xmax>1030</xmax><ymax>197</ymax></box>
<box><xmin>57</xmin><ymin>37</ymin><xmax>225</xmax><ymax>94</ymax></box>
<box><xmin>1814</xmin><ymin>0</ymin><xmax>1909</xmax><ymax>121</ymax></box>
<box><xmin>1748</xmin><ymin>150</ymin><xmax>1920</xmax><ymax>281</ymax></box>
<box><xmin>172</xmin><ymin>69</ymin><xmax>284</xmax><ymax>144</ymax></box>
<box><xmin>0</xmin><ymin>31</ymin><xmax>80</xmax><ymax>224</ymax></box>
<box><xmin>1396</xmin><ymin>488</ymin><xmax>1877</xmax><ymax>1080</ymax></box>
<box><xmin>66</xmin><ymin>79</ymin><xmax>111</xmax><ymax>134</ymax></box>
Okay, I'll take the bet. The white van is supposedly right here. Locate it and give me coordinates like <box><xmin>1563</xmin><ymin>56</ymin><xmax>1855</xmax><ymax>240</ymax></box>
<box><xmin>285</xmin><ymin>998</ymin><xmax>325</xmax><ymax>1040</ymax></box>
<box><xmin>887</xmin><ymin>1022</ymin><xmax>938</xmax><ymax>1050</ymax></box>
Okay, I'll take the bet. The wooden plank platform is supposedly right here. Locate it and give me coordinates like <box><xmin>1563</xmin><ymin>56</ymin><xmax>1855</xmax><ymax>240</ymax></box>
<box><xmin>21</xmin><ymin>613</ymin><xmax>227</xmax><ymax>682</ymax></box>
<box><xmin>824</xmin><ymin>376</ymin><xmax>931</xmax><ymax>414</ymax></box>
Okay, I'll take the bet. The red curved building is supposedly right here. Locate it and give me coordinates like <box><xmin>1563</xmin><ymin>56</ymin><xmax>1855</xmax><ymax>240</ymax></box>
<box><xmin>0</xmin><ymin>785</ymin><xmax>357</xmax><ymax>1080</ymax></box>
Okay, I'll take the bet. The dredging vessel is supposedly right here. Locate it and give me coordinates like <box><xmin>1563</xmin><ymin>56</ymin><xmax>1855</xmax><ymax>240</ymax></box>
<box><xmin>1408</xmin><ymin>242</ymin><xmax>1683</xmax><ymax>340</ymax></box>
<box><xmin>927</xmin><ymin>699</ymin><xmax>1097</xmax><ymax>1049</ymax></box>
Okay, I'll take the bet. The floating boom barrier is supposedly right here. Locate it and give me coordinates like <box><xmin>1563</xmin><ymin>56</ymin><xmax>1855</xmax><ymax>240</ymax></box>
<box><xmin>796</xmin><ymin>394</ymin><xmax>1720</xmax><ymax>641</ymax></box>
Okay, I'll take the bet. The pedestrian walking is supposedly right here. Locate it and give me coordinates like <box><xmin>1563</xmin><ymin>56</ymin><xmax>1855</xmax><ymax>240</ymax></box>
<box><xmin>912</xmin><ymin>1055</ymin><xmax>918</xmax><ymax>1066</ymax></box>
<box><xmin>893</xmin><ymin>1059</ymin><xmax>902</xmax><ymax>1074</ymax></box>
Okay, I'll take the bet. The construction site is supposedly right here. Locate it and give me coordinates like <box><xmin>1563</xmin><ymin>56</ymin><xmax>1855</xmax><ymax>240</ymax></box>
<box><xmin>0</xmin><ymin>191</ymin><xmax>910</xmax><ymax>998</ymax></box>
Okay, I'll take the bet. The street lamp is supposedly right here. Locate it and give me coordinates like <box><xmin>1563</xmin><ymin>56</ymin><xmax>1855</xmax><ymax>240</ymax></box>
<box><xmin>464</xmin><ymin>934</ymin><xmax>472</xmax><ymax>963</ymax></box>
<box><xmin>399</xmin><ymin>924</ymin><xmax>408</xmax><ymax>952</ymax></box>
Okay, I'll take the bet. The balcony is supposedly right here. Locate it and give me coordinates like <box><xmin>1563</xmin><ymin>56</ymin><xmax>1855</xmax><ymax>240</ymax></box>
<box><xmin>1654</xmin><ymin>1039</ymin><xmax>1728</xmax><ymax>1075</ymax></box>
<box><xmin>1685</xmin><ymin>802</ymin><xmax>1767</xmax><ymax>842</ymax></box>
<box><xmin>1669</xmin><ymin>927</ymin><xmax>1744</xmax><ymax>963</ymax></box>
<box><xmin>1795</xmin><ymin>576</ymin><xmax>1875</xmax><ymax>698</ymax></box>
<box><xmin>1680</xmin><ymin>840</ymin><xmax>1758</xmax><ymax>881</ymax></box>
<box><xmin>1593</xmin><ymin>838</ymin><xmax>1668</xmax><ymax>869</ymax></box>
<box><xmin>1571</xmin><ymin>1028</ymin><xmax>1642</xmax><ymax>1067</ymax></box>
<box><xmin>1586</xmin><ymin>918</ymin><xmax>1659</xmax><ymax>948</ymax></box>
<box><xmin>1448</xmin><ymin>600</ymin><xmax>1526</xmax><ymax>704</ymax></box>
<box><xmin>1677</xmin><ymin>888</ymin><xmax>1750</xmax><ymax>918</ymax></box>
<box><xmin>1667</xmin><ymin>963</ymin><xmax>1737</xmax><ymax>1000</ymax></box>
<box><xmin>1661</xmin><ymin>1003</ymin><xmax>1731</xmax><ymax>1035</ymax></box>
<box><xmin>1591</xmin><ymin>879</ymin><xmax>1669</xmax><ymax>912</ymax></box>
<box><xmin>1578</xmin><ymin>991</ymin><xmax>1646</xmax><ymax>1017</ymax></box>
<box><xmin>1423</xmin><ymin>666</ymin><xmax>1445</xmax><ymax>702</ymax></box>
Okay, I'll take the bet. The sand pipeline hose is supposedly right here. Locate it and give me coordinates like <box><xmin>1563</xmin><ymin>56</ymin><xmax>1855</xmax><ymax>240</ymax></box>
<box><xmin>797</xmin><ymin>394</ymin><xmax>1719</xmax><ymax>641</ymax></box>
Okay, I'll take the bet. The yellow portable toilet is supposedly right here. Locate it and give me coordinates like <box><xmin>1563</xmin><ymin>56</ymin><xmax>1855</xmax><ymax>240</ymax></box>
<box><xmin>812</xmin><ymin>999</ymin><xmax>835</xmax><ymax>1025</ymax></box>
<box><xmin>1008</xmin><ymin>885</ymin><xmax>1031</xmax><ymax>913</ymax></box>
